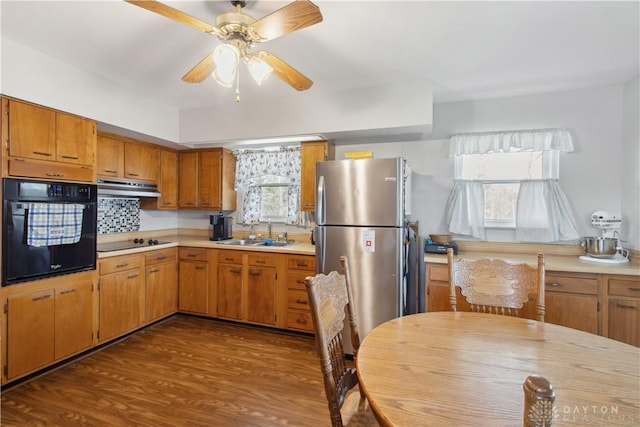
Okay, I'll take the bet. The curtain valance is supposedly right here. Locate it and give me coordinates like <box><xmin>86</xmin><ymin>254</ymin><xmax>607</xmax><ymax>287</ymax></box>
<box><xmin>449</xmin><ymin>128</ymin><xmax>574</xmax><ymax>156</ymax></box>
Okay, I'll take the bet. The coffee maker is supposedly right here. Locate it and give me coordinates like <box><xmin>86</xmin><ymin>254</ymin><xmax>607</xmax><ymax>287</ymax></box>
<box><xmin>210</xmin><ymin>212</ymin><xmax>232</xmax><ymax>241</ymax></box>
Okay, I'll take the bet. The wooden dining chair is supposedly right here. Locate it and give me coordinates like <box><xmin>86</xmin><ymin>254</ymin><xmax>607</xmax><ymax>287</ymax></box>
<box><xmin>305</xmin><ymin>256</ymin><xmax>372</xmax><ymax>427</ymax></box>
<box><xmin>447</xmin><ymin>248</ymin><xmax>546</xmax><ymax>321</ymax></box>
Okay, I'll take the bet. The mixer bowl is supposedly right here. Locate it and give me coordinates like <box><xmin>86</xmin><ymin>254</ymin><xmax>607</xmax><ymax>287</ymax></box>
<box><xmin>582</xmin><ymin>237</ymin><xmax>618</xmax><ymax>258</ymax></box>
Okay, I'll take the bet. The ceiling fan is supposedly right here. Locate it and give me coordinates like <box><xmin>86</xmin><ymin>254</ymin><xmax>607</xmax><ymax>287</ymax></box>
<box><xmin>125</xmin><ymin>0</ymin><xmax>323</xmax><ymax>98</ymax></box>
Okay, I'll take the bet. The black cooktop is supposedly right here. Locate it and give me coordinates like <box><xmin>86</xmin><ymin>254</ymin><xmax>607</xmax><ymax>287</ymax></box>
<box><xmin>97</xmin><ymin>239</ymin><xmax>172</xmax><ymax>252</ymax></box>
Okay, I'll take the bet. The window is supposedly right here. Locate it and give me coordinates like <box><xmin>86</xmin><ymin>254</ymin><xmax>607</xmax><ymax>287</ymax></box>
<box><xmin>456</xmin><ymin>150</ymin><xmax>557</xmax><ymax>228</ymax></box>
<box><xmin>255</xmin><ymin>174</ymin><xmax>291</xmax><ymax>222</ymax></box>
<box><xmin>446</xmin><ymin>128</ymin><xmax>579</xmax><ymax>242</ymax></box>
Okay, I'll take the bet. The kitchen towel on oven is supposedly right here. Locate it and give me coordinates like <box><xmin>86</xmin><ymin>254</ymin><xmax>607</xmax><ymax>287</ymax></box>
<box><xmin>27</xmin><ymin>203</ymin><xmax>85</xmax><ymax>247</ymax></box>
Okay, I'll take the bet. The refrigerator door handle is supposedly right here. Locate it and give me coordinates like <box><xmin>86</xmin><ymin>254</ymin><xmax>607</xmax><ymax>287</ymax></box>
<box><xmin>317</xmin><ymin>175</ymin><xmax>325</xmax><ymax>225</ymax></box>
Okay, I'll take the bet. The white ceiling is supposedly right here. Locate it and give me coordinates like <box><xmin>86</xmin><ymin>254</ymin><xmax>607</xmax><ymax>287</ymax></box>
<box><xmin>1</xmin><ymin>0</ymin><xmax>639</xmax><ymax>141</ymax></box>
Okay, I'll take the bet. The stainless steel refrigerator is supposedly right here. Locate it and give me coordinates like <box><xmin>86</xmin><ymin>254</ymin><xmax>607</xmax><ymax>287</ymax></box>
<box><xmin>315</xmin><ymin>157</ymin><xmax>417</xmax><ymax>355</ymax></box>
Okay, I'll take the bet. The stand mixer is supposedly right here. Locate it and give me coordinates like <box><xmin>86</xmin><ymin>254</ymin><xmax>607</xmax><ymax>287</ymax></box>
<box><xmin>579</xmin><ymin>211</ymin><xmax>629</xmax><ymax>264</ymax></box>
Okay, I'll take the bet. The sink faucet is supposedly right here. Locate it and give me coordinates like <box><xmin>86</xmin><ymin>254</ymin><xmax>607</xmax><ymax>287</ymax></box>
<box><xmin>268</xmin><ymin>219</ymin><xmax>272</xmax><ymax>239</ymax></box>
<box><xmin>249</xmin><ymin>222</ymin><xmax>256</xmax><ymax>238</ymax></box>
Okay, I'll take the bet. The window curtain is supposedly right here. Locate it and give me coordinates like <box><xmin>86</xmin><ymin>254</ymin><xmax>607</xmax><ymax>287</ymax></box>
<box><xmin>234</xmin><ymin>147</ymin><xmax>301</xmax><ymax>224</ymax></box>
<box><xmin>516</xmin><ymin>180</ymin><xmax>579</xmax><ymax>242</ymax></box>
<box><xmin>445</xmin><ymin>180</ymin><xmax>485</xmax><ymax>239</ymax></box>
<box><xmin>445</xmin><ymin>128</ymin><xmax>579</xmax><ymax>242</ymax></box>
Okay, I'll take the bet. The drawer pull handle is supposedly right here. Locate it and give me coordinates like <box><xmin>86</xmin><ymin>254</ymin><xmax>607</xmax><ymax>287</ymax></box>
<box><xmin>296</xmin><ymin>279</ymin><xmax>305</xmax><ymax>284</ymax></box>
<box><xmin>296</xmin><ymin>318</ymin><xmax>307</xmax><ymax>324</ymax></box>
<box><xmin>149</xmin><ymin>268</ymin><xmax>160</xmax><ymax>273</ymax></box>
<box><xmin>195</xmin><ymin>266</ymin><xmax>206</xmax><ymax>270</ymax></box>
<box><xmin>32</xmin><ymin>294</ymin><xmax>52</xmax><ymax>302</ymax></box>
<box><xmin>116</xmin><ymin>263</ymin><xmax>129</xmax><ymax>268</ymax></box>
<box><xmin>548</xmin><ymin>283</ymin><xmax>562</xmax><ymax>288</ymax></box>
<box><xmin>296</xmin><ymin>262</ymin><xmax>309</xmax><ymax>268</ymax></box>
<box><xmin>104</xmin><ymin>169</ymin><xmax>117</xmax><ymax>173</ymax></box>
<box><xmin>127</xmin><ymin>274</ymin><xmax>139</xmax><ymax>279</ymax></box>
<box><xmin>187</xmin><ymin>254</ymin><xmax>197</xmax><ymax>258</ymax></box>
<box><xmin>249</xmin><ymin>269</ymin><xmax>261</xmax><ymax>276</ymax></box>
<box><xmin>230</xmin><ymin>268</ymin><xmax>242</xmax><ymax>274</ymax></box>
<box><xmin>627</xmin><ymin>287</ymin><xmax>640</xmax><ymax>292</ymax></box>
<box><xmin>46</xmin><ymin>173</ymin><xmax>64</xmax><ymax>177</ymax></box>
<box><xmin>296</xmin><ymin>299</ymin><xmax>307</xmax><ymax>304</ymax></box>
<box><xmin>32</xmin><ymin>151</ymin><xmax>53</xmax><ymax>157</ymax></box>
<box><xmin>59</xmin><ymin>288</ymin><xmax>77</xmax><ymax>295</ymax></box>
<box><xmin>156</xmin><ymin>255</ymin><xmax>167</xmax><ymax>260</ymax></box>
<box><xmin>128</xmin><ymin>173</ymin><xmax>139</xmax><ymax>177</ymax></box>
<box><xmin>223</xmin><ymin>257</ymin><xmax>235</xmax><ymax>262</ymax></box>
<box><xmin>616</xmin><ymin>304</ymin><xmax>637</xmax><ymax>310</ymax></box>
<box><xmin>61</xmin><ymin>155</ymin><xmax>79</xmax><ymax>160</ymax></box>
<box><xmin>256</xmin><ymin>260</ymin><xmax>266</xmax><ymax>264</ymax></box>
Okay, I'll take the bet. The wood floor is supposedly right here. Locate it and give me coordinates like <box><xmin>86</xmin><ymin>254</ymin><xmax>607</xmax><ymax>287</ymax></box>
<box><xmin>0</xmin><ymin>315</ymin><xmax>363</xmax><ymax>426</ymax></box>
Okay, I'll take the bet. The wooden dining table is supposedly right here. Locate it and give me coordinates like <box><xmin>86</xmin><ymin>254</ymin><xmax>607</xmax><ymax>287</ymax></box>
<box><xmin>356</xmin><ymin>312</ymin><xmax>640</xmax><ymax>426</ymax></box>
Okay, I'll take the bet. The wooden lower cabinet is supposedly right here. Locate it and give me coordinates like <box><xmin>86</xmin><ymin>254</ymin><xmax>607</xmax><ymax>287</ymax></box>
<box><xmin>98</xmin><ymin>254</ymin><xmax>144</xmax><ymax>343</ymax></box>
<box><xmin>145</xmin><ymin>248</ymin><xmax>178</xmax><ymax>323</ymax></box>
<box><xmin>178</xmin><ymin>248</ymin><xmax>209</xmax><ymax>315</ymax></box>
<box><xmin>285</xmin><ymin>255</ymin><xmax>315</xmax><ymax>332</ymax></box>
<box><xmin>246</xmin><ymin>253</ymin><xmax>277</xmax><ymax>326</ymax></box>
<box><xmin>2</xmin><ymin>271</ymin><xmax>95</xmax><ymax>383</ymax></box>
<box><xmin>217</xmin><ymin>250</ymin><xmax>244</xmax><ymax>320</ymax></box>
<box><xmin>545</xmin><ymin>272</ymin><xmax>600</xmax><ymax>334</ymax></box>
<box><xmin>605</xmin><ymin>275</ymin><xmax>640</xmax><ymax>347</ymax></box>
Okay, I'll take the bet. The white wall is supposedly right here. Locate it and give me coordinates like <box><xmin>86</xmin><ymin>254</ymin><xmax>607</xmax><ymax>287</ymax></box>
<box><xmin>334</xmin><ymin>83</ymin><xmax>639</xmax><ymax>247</ymax></box>
<box><xmin>621</xmin><ymin>77</ymin><xmax>640</xmax><ymax>250</ymax></box>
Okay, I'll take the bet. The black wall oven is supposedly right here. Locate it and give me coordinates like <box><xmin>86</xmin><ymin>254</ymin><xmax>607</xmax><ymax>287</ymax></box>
<box><xmin>2</xmin><ymin>178</ymin><xmax>97</xmax><ymax>286</ymax></box>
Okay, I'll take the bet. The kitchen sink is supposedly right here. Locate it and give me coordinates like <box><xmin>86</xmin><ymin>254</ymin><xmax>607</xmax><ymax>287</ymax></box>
<box><xmin>218</xmin><ymin>239</ymin><xmax>296</xmax><ymax>247</ymax></box>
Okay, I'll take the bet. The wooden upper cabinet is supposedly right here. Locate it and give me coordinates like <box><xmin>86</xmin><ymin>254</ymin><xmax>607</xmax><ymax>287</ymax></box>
<box><xmin>55</xmin><ymin>111</ymin><xmax>95</xmax><ymax>166</ymax></box>
<box><xmin>179</xmin><ymin>148</ymin><xmax>236</xmax><ymax>210</ymax></box>
<box><xmin>4</xmin><ymin>98</ymin><xmax>96</xmax><ymax>182</ymax></box>
<box><xmin>124</xmin><ymin>142</ymin><xmax>158</xmax><ymax>182</ymax></box>
<box><xmin>179</xmin><ymin>151</ymin><xmax>199</xmax><ymax>208</ymax></box>
<box><xmin>7</xmin><ymin>99</ymin><xmax>56</xmax><ymax>160</ymax></box>
<box><xmin>300</xmin><ymin>141</ymin><xmax>334</xmax><ymax>211</ymax></box>
<box><xmin>96</xmin><ymin>134</ymin><xmax>124</xmax><ymax>177</ymax></box>
<box><xmin>141</xmin><ymin>148</ymin><xmax>178</xmax><ymax>210</ymax></box>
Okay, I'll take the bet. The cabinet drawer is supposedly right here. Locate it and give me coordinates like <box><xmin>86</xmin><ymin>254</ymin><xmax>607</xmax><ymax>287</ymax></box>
<box><xmin>288</xmin><ymin>255</ymin><xmax>315</xmax><ymax>271</ymax></box>
<box><xmin>248</xmin><ymin>253</ymin><xmax>277</xmax><ymax>267</ymax></box>
<box><xmin>218</xmin><ymin>250</ymin><xmax>243</xmax><ymax>264</ymax></box>
<box><xmin>608</xmin><ymin>277</ymin><xmax>640</xmax><ymax>298</ymax></box>
<box><xmin>100</xmin><ymin>254</ymin><xmax>144</xmax><ymax>275</ymax></box>
<box><xmin>545</xmin><ymin>274</ymin><xmax>598</xmax><ymax>295</ymax></box>
<box><xmin>428</xmin><ymin>264</ymin><xmax>449</xmax><ymax>282</ymax></box>
<box><xmin>288</xmin><ymin>270</ymin><xmax>313</xmax><ymax>291</ymax></box>
<box><xmin>287</xmin><ymin>310</ymin><xmax>314</xmax><ymax>332</ymax></box>
<box><xmin>179</xmin><ymin>247</ymin><xmax>208</xmax><ymax>261</ymax></box>
<box><xmin>145</xmin><ymin>247</ymin><xmax>177</xmax><ymax>265</ymax></box>
<box><xmin>288</xmin><ymin>290</ymin><xmax>310</xmax><ymax>310</ymax></box>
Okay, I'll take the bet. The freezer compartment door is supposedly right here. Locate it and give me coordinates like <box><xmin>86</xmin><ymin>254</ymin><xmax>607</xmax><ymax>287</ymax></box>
<box><xmin>316</xmin><ymin>158</ymin><xmax>404</xmax><ymax>227</ymax></box>
<box><xmin>315</xmin><ymin>225</ymin><xmax>403</xmax><ymax>349</ymax></box>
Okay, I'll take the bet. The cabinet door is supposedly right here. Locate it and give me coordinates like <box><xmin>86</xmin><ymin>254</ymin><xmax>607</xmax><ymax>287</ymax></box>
<box><xmin>8</xmin><ymin>99</ymin><xmax>56</xmax><ymax>160</ymax></box>
<box><xmin>147</xmin><ymin>261</ymin><xmax>178</xmax><ymax>322</ymax></box>
<box><xmin>608</xmin><ymin>299</ymin><xmax>639</xmax><ymax>347</ymax></box>
<box><xmin>55</xmin><ymin>111</ymin><xmax>95</xmax><ymax>166</ymax></box>
<box><xmin>217</xmin><ymin>264</ymin><xmax>243</xmax><ymax>320</ymax></box>
<box><xmin>199</xmin><ymin>150</ymin><xmax>222</xmax><ymax>210</ymax></box>
<box><xmin>99</xmin><ymin>269</ymin><xmax>143</xmax><ymax>342</ymax></box>
<box><xmin>300</xmin><ymin>141</ymin><xmax>332</xmax><ymax>211</ymax></box>
<box><xmin>124</xmin><ymin>142</ymin><xmax>158</xmax><ymax>182</ymax></box>
<box><xmin>7</xmin><ymin>289</ymin><xmax>55</xmax><ymax>379</ymax></box>
<box><xmin>158</xmin><ymin>149</ymin><xmax>178</xmax><ymax>209</ymax></box>
<box><xmin>179</xmin><ymin>151</ymin><xmax>199</xmax><ymax>208</ymax></box>
<box><xmin>55</xmin><ymin>280</ymin><xmax>93</xmax><ymax>359</ymax></box>
<box><xmin>545</xmin><ymin>292</ymin><xmax>599</xmax><ymax>334</ymax></box>
<box><xmin>247</xmin><ymin>266</ymin><xmax>276</xmax><ymax>325</ymax></box>
<box><xmin>178</xmin><ymin>261</ymin><xmax>208</xmax><ymax>314</ymax></box>
<box><xmin>97</xmin><ymin>134</ymin><xmax>124</xmax><ymax>177</ymax></box>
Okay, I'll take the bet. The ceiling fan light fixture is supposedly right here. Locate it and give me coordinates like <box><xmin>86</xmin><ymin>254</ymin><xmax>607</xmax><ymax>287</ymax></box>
<box><xmin>247</xmin><ymin>56</ymin><xmax>273</xmax><ymax>85</ymax></box>
<box><xmin>212</xmin><ymin>44</ymin><xmax>239</xmax><ymax>87</ymax></box>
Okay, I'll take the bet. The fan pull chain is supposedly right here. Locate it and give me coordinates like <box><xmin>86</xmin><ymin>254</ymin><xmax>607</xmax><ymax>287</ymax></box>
<box><xmin>235</xmin><ymin>67</ymin><xmax>241</xmax><ymax>103</ymax></box>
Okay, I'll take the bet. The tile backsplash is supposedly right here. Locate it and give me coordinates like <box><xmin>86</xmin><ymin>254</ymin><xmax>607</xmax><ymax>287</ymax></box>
<box><xmin>98</xmin><ymin>197</ymin><xmax>140</xmax><ymax>234</ymax></box>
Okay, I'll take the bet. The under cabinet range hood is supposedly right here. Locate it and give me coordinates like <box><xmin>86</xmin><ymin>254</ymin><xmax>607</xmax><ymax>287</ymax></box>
<box><xmin>97</xmin><ymin>179</ymin><xmax>161</xmax><ymax>198</ymax></box>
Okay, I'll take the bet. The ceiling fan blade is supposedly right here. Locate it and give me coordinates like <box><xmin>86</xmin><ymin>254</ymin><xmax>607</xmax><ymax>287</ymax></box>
<box><xmin>125</xmin><ymin>0</ymin><xmax>219</xmax><ymax>35</ymax></box>
<box><xmin>182</xmin><ymin>53</ymin><xmax>215</xmax><ymax>83</ymax></box>
<box><xmin>257</xmin><ymin>51</ymin><xmax>312</xmax><ymax>91</ymax></box>
<box><xmin>249</xmin><ymin>0</ymin><xmax>323</xmax><ymax>42</ymax></box>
